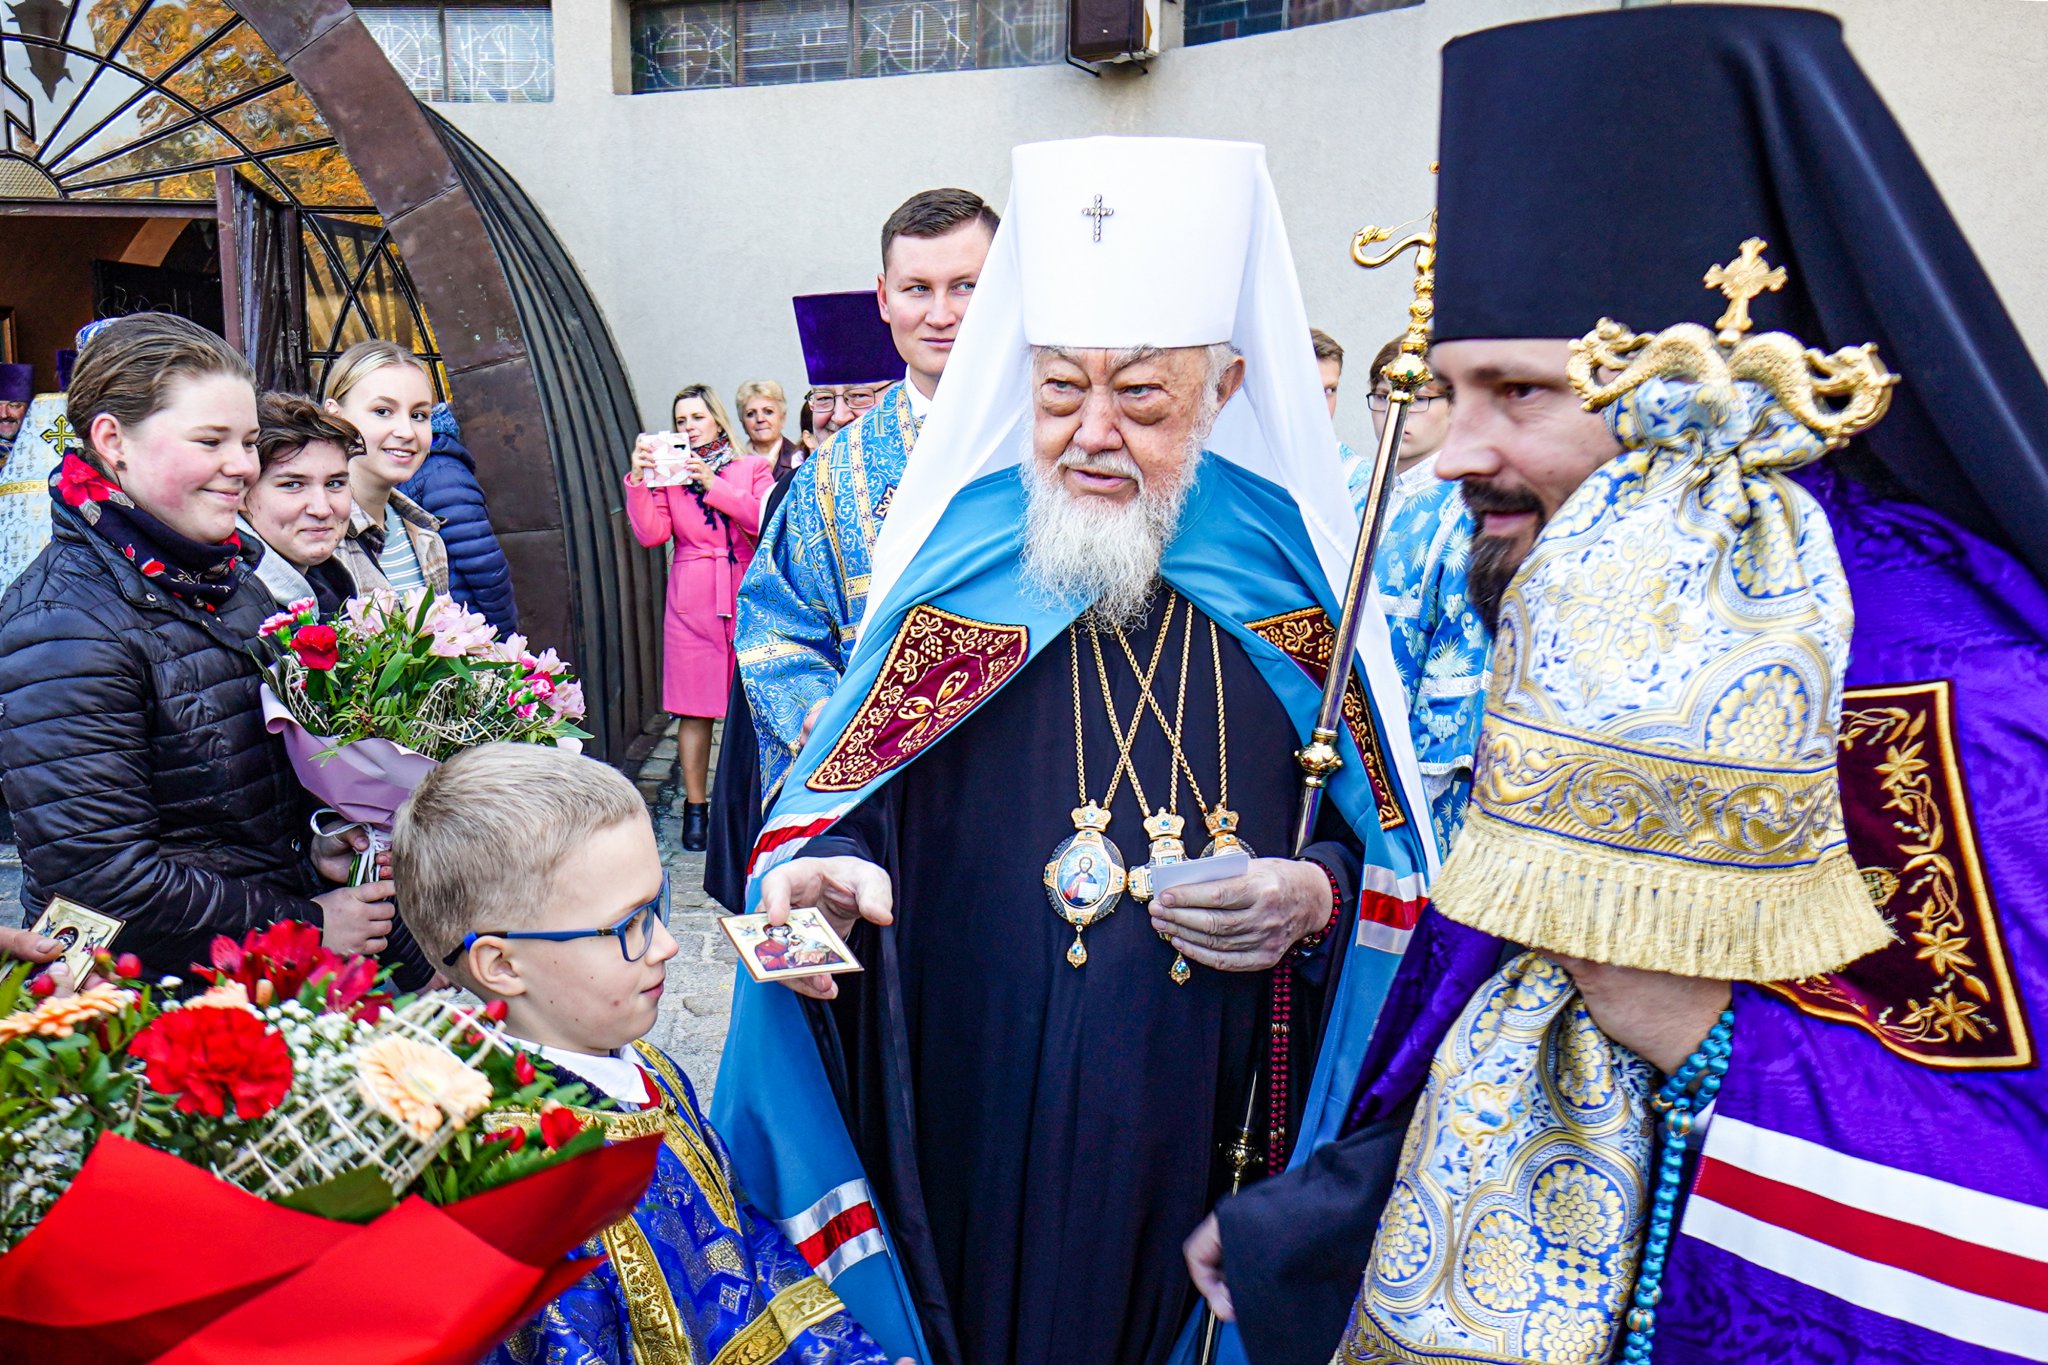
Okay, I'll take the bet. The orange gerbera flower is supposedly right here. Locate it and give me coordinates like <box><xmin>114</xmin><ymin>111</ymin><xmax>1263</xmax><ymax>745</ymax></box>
<box><xmin>0</xmin><ymin>984</ymin><xmax>137</xmax><ymax>1045</ymax></box>
<box><xmin>355</xmin><ymin>1037</ymin><xmax>493</xmax><ymax>1144</ymax></box>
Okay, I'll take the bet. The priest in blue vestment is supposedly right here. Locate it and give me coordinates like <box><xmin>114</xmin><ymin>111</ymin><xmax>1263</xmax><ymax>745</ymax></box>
<box><xmin>735</xmin><ymin>192</ymin><xmax>997</xmax><ymax>807</ymax></box>
<box><xmin>710</xmin><ymin>138</ymin><xmax>1437</xmax><ymax>1365</ymax></box>
<box><xmin>707</xmin><ymin>289</ymin><xmax>908</xmax><ymax>913</ymax></box>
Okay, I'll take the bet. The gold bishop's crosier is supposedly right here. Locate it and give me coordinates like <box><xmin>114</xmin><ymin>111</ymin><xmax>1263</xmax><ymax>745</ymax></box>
<box><xmin>1288</xmin><ymin>204</ymin><xmax>1438</xmax><ymax>855</ymax></box>
<box><xmin>1197</xmin><ymin>187</ymin><xmax>1445</xmax><ymax>1365</ymax></box>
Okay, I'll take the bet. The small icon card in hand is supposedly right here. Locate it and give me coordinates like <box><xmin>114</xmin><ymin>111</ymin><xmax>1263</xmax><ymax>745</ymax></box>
<box><xmin>29</xmin><ymin>898</ymin><xmax>124</xmax><ymax>986</ymax></box>
<box><xmin>721</xmin><ymin>906</ymin><xmax>863</xmax><ymax>984</ymax></box>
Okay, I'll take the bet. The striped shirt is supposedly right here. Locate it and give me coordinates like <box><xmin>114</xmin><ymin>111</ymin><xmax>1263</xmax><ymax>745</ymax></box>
<box><xmin>380</xmin><ymin>503</ymin><xmax>428</xmax><ymax>594</ymax></box>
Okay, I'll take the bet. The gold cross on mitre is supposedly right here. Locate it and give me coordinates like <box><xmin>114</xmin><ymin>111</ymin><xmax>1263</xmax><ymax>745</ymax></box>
<box><xmin>1703</xmin><ymin>237</ymin><xmax>1788</xmax><ymax>345</ymax></box>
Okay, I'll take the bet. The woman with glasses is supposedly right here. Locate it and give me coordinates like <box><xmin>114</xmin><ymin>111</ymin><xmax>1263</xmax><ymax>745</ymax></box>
<box><xmin>627</xmin><ymin>384</ymin><xmax>774</xmax><ymax>852</ymax></box>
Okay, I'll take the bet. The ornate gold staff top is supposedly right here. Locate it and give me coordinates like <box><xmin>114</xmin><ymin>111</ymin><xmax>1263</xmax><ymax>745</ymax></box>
<box><xmin>1289</xmin><ymin>205</ymin><xmax>1438</xmax><ymax>855</ymax></box>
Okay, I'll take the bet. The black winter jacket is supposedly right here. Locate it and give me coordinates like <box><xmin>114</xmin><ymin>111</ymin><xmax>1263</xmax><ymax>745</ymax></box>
<box><xmin>0</xmin><ymin>500</ymin><xmax>323</xmax><ymax>974</ymax></box>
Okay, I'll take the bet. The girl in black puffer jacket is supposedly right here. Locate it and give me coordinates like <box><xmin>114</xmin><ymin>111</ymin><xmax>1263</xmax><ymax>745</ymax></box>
<box><xmin>0</xmin><ymin>314</ymin><xmax>406</xmax><ymax>980</ymax></box>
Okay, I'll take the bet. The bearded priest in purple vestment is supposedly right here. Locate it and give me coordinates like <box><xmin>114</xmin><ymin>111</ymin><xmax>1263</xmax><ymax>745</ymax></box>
<box><xmin>1191</xmin><ymin>9</ymin><xmax>2048</xmax><ymax>1365</ymax></box>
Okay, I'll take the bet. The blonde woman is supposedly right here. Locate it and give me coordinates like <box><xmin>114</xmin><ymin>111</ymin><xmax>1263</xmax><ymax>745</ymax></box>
<box><xmin>322</xmin><ymin>340</ymin><xmax>449</xmax><ymax>598</ymax></box>
<box><xmin>735</xmin><ymin>378</ymin><xmax>802</xmax><ymax>476</ymax></box>
<box><xmin>627</xmin><ymin>383</ymin><xmax>774</xmax><ymax>850</ymax></box>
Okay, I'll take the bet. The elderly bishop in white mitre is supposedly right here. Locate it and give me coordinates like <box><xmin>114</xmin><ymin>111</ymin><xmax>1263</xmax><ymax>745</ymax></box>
<box><xmin>710</xmin><ymin>138</ymin><xmax>1435</xmax><ymax>1365</ymax></box>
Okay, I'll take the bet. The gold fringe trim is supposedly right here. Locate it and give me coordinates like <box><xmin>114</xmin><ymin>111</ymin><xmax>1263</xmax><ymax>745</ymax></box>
<box><xmin>1431</xmin><ymin>807</ymin><xmax>1893</xmax><ymax>981</ymax></box>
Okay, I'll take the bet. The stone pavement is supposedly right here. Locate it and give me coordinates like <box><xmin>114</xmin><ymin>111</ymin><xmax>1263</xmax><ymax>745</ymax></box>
<box><xmin>633</xmin><ymin>720</ymin><xmax>741</xmax><ymax>1104</ymax></box>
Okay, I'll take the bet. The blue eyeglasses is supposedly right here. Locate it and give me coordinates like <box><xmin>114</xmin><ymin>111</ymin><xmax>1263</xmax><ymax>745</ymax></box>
<box><xmin>443</xmin><ymin>872</ymin><xmax>670</xmax><ymax>968</ymax></box>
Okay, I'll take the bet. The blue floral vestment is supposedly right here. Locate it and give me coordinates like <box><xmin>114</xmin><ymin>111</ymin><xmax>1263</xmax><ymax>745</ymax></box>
<box><xmin>736</xmin><ymin>382</ymin><xmax>920</xmax><ymax>802</ymax></box>
<box><xmin>1371</xmin><ymin>464</ymin><xmax>1490</xmax><ymax>856</ymax></box>
<box><xmin>489</xmin><ymin>1043</ymin><xmax>889</xmax><ymax>1365</ymax></box>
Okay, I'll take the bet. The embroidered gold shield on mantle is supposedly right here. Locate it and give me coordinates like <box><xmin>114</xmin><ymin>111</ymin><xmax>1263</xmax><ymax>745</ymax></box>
<box><xmin>1245</xmin><ymin>607</ymin><xmax>1406</xmax><ymax>831</ymax></box>
<box><xmin>1765</xmin><ymin>680</ymin><xmax>2032</xmax><ymax>1068</ymax></box>
<box><xmin>807</xmin><ymin>606</ymin><xmax>1030</xmax><ymax>793</ymax></box>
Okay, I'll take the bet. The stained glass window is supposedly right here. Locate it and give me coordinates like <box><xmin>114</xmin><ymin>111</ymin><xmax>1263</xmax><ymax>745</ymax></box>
<box><xmin>631</xmin><ymin>0</ymin><xmax>1062</xmax><ymax>91</ymax></box>
<box><xmin>358</xmin><ymin>2</ymin><xmax>554</xmax><ymax>103</ymax></box>
<box><xmin>302</xmin><ymin>212</ymin><xmax>450</xmax><ymax>397</ymax></box>
<box><xmin>1182</xmin><ymin>0</ymin><xmax>1417</xmax><ymax>49</ymax></box>
<box><xmin>2</xmin><ymin>0</ymin><xmax>444</xmax><ymax>392</ymax></box>
<box><xmin>2</xmin><ymin>0</ymin><xmax>372</xmax><ymax>206</ymax></box>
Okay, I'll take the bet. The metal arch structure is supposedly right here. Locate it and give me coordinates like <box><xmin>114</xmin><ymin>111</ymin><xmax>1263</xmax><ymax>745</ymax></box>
<box><xmin>221</xmin><ymin>0</ymin><xmax>659</xmax><ymax>763</ymax></box>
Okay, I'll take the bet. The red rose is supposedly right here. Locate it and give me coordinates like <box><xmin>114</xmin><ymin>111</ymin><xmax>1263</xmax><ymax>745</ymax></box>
<box><xmin>114</xmin><ymin>953</ymin><xmax>142</xmax><ymax>980</ymax></box>
<box><xmin>128</xmin><ymin>1006</ymin><xmax>294</xmax><ymax>1119</ymax></box>
<box><xmin>291</xmin><ymin>623</ymin><xmax>340</xmax><ymax>671</ymax></box>
<box><xmin>485</xmin><ymin>1125</ymin><xmax>527</xmax><ymax>1152</ymax></box>
<box><xmin>538</xmin><ymin>1102</ymin><xmax>583</xmax><ymax>1150</ymax></box>
<box><xmin>483</xmin><ymin>999</ymin><xmax>509</xmax><ymax>1023</ymax></box>
<box><xmin>28</xmin><ymin>971</ymin><xmax>57</xmax><ymax>999</ymax></box>
<box><xmin>513</xmin><ymin>1052</ymin><xmax>537</xmax><ymax>1087</ymax></box>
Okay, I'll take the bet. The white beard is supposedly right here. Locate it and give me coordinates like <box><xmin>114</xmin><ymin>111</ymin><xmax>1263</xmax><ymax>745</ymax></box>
<box><xmin>1019</xmin><ymin>420</ymin><xmax>1210</xmax><ymax>630</ymax></box>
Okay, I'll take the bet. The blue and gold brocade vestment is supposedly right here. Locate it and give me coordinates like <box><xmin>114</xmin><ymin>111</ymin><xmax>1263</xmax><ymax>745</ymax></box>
<box><xmin>736</xmin><ymin>382</ymin><xmax>920</xmax><ymax>803</ymax></box>
<box><xmin>488</xmin><ymin>1043</ymin><xmax>889</xmax><ymax>1365</ymax></box>
<box><xmin>1370</xmin><ymin>466</ymin><xmax>1489</xmax><ymax>857</ymax></box>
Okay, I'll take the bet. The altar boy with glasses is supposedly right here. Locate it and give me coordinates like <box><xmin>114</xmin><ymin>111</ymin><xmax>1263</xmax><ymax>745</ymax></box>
<box><xmin>392</xmin><ymin>743</ymin><xmax>894</xmax><ymax>1365</ymax></box>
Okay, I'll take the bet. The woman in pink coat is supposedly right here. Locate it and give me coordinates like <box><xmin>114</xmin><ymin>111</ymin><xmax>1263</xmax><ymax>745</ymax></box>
<box><xmin>626</xmin><ymin>383</ymin><xmax>774</xmax><ymax>851</ymax></box>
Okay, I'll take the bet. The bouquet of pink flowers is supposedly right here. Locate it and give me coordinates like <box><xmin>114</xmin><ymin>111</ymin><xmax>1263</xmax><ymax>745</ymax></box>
<box><xmin>259</xmin><ymin>589</ymin><xmax>588</xmax><ymax>760</ymax></box>
<box><xmin>255</xmin><ymin>590</ymin><xmax>591</xmax><ymax>876</ymax></box>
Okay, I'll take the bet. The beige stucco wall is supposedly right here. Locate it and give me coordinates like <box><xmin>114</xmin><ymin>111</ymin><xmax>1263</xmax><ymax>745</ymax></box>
<box><xmin>435</xmin><ymin>0</ymin><xmax>2048</xmax><ymax>451</ymax></box>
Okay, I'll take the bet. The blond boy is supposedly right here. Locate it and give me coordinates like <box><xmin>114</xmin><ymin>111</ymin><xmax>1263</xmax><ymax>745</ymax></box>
<box><xmin>395</xmin><ymin>744</ymin><xmax>889</xmax><ymax>1365</ymax></box>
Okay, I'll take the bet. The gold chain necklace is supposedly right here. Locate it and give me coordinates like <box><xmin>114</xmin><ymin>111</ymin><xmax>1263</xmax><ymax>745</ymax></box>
<box><xmin>1041</xmin><ymin>602</ymin><xmax>1174</xmax><ymax>968</ymax></box>
<box><xmin>1112</xmin><ymin>609</ymin><xmax>1251</xmax><ymax>984</ymax></box>
<box><xmin>1116</xmin><ymin>619</ymin><xmax>1253</xmax><ymax>860</ymax></box>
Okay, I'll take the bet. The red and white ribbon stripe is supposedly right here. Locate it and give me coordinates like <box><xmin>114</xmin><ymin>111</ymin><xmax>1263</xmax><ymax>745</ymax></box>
<box><xmin>1354</xmin><ymin>864</ymin><xmax>1429</xmax><ymax>955</ymax></box>
<box><xmin>748</xmin><ymin>803</ymin><xmax>857</xmax><ymax>879</ymax></box>
<box><xmin>776</xmin><ymin>1178</ymin><xmax>886</xmax><ymax>1285</ymax></box>
<box><xmin>1686</xmin><ymin>1116</ymin><xmax>2048</xmax><ymax>1360</ymax></box>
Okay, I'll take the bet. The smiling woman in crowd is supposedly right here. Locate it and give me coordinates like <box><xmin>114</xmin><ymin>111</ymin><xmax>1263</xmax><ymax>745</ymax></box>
<box><xmin>239</xmin><ymin>392</ymin><xmax>362</xmax><ymax>615</ymax></box>
<box><xmin>322</xmin><ymin>340</ymin><xmax>450</xmax><ymax>599</ymax></box>
<box><xmin>0</xmin><ymin>313</ymin><xmax>398</xmax><ymax>977</ymax></box>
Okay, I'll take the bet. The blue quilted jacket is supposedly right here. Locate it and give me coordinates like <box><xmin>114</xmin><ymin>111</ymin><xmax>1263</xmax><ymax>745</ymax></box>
<box><xmin>397</xmin><ymin>408</ymin><xmax>519</xmax><ymax>632</ymax></box>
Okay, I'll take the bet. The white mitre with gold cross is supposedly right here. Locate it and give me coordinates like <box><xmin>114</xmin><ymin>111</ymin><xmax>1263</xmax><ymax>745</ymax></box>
<box><xmin>864</xmin><ymin>135</ymin><xmax>1432</xmax><ymax>852</ymax></box>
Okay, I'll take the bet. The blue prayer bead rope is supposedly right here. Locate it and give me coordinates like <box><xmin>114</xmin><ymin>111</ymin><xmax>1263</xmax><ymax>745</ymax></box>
<box><xmin>1620</xmin><ymin>1007</ymin><xmax>1735</xmax><ymax>1364</ymax></box>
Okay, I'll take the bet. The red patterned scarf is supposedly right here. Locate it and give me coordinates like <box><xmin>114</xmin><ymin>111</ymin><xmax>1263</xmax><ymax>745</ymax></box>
<box><xmin>54</xmin><ymin>453</ymin><xmax>243</xmax><ymax>612</ymax></box>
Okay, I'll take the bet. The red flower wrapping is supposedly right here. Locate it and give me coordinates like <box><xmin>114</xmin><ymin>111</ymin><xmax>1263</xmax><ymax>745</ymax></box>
<box><xmin>129</xmin><ymin>1007</ymin><xmax>294</xmax><ymax>1120</ymax></box>
<box><xmin>291</xmin><ymin>623</ymin><xmax>339</xmax><ymax>671</ymax></box>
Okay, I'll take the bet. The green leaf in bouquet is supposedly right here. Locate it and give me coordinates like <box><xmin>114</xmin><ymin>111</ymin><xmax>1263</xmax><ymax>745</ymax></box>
<box><xmin>375</xmin><ymin>652</ymin><xmax>411</xmax><ymax>698</ymax></box>
<box><xmin>272</xmin><ymin>1166</ymin><xmax>400</xmax><ymax>1223</ymax></box>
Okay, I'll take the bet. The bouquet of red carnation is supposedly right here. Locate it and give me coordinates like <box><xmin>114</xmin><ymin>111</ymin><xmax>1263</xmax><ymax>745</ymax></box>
<box><xmin>255</xmin><ymin>589</ymin><xmax>590</xmax><ymax>881</ymax></box>
<box><xmin>0</xmin><ymin>926</ymin><xmax>657</xmax><ymax>1363</ymax></box>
